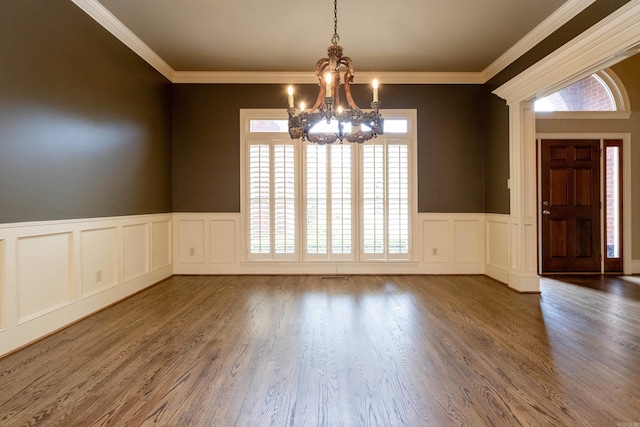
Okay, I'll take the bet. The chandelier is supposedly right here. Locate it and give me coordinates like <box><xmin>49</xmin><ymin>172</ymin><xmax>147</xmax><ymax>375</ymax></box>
<box><xmin>287</xmin><ymin>0</ymin><xmax>383</xmax><ymax>145</ymax></box>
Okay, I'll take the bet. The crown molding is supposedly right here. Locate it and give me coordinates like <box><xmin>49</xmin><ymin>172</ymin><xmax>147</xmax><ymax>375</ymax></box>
<box><xmin>172</xmin><ymin>71</ymin><xmax>485</xmax><ymax>84</ymax></box>
<box><xmin>481</xmin><ymin>0</ymin><xmax>596</xmax><ymax>82</ymax></box>
<box><xmin>72</xmin><ymin>0</ymin><xmax>598</xmax><ymax>86</ymax></box>
<box><xmin>70</xmin><ymin>0</ymin><xmax>175</xmax><ymax>81</ymax></box>
<box><xmin>494</xmin><ymin>1</ymin><xmax>640</xmax><ymax>104</ymax></box>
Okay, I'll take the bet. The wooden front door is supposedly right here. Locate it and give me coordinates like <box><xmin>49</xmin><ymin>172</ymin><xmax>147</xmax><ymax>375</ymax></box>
<box><xmin>540</xmin><ymin>139</ymin><xmax>601</xmax><ymax>272</ymax></box>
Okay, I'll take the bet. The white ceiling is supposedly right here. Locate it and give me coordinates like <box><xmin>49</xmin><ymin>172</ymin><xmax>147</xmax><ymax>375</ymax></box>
<box><xmin>83</xmin><ymin>0</ymin><xmax>592</xmax><ymax>81</ymax></box>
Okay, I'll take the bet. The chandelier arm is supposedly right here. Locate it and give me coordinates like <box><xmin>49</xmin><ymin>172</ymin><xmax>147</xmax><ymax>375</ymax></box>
<box><xmin>315</xmin><ymin>58</ymin><xmax>330</xmax><ymax>78</ymax></box>
<box><xmin>313</xmin><ymin>59</ymin><xmax>331</xmax><ymax>110</ymax></box>
<box><xmin>333</xmin><ymin>71</ymin><xmax>341</xmax><ymax>111</ymax></box>
<box><xmin>310</xmin><ymin>85</ymin><xmax>327</xmax><ymax>111</ymax></box>
<box><xmin>339</xmin><ymin>57</ymin><xmax>354</xmax><ymax>74</ymax></box>
<box><xmin>343</xmin><ymin>71</ymin><xmax>361</xmax><ymax>110</ymax></box>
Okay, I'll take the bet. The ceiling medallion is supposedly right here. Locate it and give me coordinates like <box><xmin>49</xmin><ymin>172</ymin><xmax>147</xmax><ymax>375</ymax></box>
<box><xmin>287</xmin><ymin>0</ymin><xmax>383</xmax><ymax>144</ymax></box>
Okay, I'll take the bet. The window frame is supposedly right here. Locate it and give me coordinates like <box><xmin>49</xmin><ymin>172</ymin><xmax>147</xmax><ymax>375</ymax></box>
<box><xmin>240</xmin><ymin>109</ymin><xmax>417</xmax><ymax>264</ymax></box>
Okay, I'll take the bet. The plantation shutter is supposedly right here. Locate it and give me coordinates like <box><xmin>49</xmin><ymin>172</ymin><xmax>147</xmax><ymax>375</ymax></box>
<box><xmin>362</xmin><ymin>140</ymin><xmax>410</xmax><ymax>259</ymax></box>
<box><xmin>306</xmin><ymin>144</ymin><xmax>327</xmax><ymax>254</ymax></box>
<box><xmin>248</xmin><ymin>140</ymin><xmax>296</xmax><ymax>259</ymax></box>
<box><xmin>362</xmin><ymin>143</ymin><xmax>385</xmax><ymax>255</ymax></box>
<box><xmin>387</xmin><ymin>143</ymin><xmax>409</xmax><ymax>254</ymax></box>
<box><xmin>249</xmin><ymin>144</ymin><xmax>270</xmax><ymax>255</ymax></box>
<box><xmin>331</xmin><ymin>144</ymin><xmax>353</xmax><ymax>255</ymax></box>
<box><xmin>274</xmin><ymin>144</ymin><xmax>296</xmax><ymax>255</ymax></box>
<box><xmin>305</xmin><ymin>144</ymin><xmax>353</xmax><ymax>259</ymax></box>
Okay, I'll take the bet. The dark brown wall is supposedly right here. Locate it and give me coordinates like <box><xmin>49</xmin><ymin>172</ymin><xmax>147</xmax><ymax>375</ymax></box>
<box><xmin>0</xmin><ymin>0</ymin><xmax>172</xmax><ymax>224</ymax></box>
<box><xmin>3</xmin><ymin>0</ymin><xmax>632</xmax><ymax>223</ymax></box>
<box><xmin>483</xmin><ymin>93</ymin><xmax>510</xmax><ymax>214</ymax></box>
<box><xmin>482</xmin><ymin>0</ymin><xmax>632</xmax><ymax>215</ymax></box>
<box><xmin>172</xmin><ymin>84</ymin><xmax>486</xmax><ymax>213</ymax></box>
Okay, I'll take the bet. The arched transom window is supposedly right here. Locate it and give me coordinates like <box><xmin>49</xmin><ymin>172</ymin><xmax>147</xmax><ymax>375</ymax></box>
<box><xmin>535</xmin><ymin>69</ymin><xmax>629</xmax><ymax>113</ymax></box>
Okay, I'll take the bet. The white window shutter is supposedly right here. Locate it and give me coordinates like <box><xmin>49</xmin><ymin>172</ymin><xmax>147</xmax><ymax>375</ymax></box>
<box><xmin>362</xmin><ymin>144</ymin><xmax>385</xmax><ymax>255</ymax></box>
<box><xmin>331</xmin><ymin>144</ymin><xmax>353</xmax><ymax>255</ymax></box>
<box><xmin>249</xmin><ymin>144</ymin><xmax>270</xmax><ymax>254</ymax></box>
<box><xmin>306</xmin><ymin>144</ymin><xmax>328</xmax><ymax>254</ymax></box>
<box><xmin>274</xmin><ymin>144</ymin><xmax>296</xmax><ymax>254</ymax></box>
<box><xmin>387</xmin><ymin>143</ymin><xmax>409</xmax><ymax>254</ymax></box>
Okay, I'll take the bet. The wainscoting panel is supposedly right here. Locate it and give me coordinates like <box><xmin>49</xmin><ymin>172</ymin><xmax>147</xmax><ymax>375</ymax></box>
<box><xmin>422</xmin><ymin>220</ymin><xmax>449</xmax><ymax>263</ymax></box>
<box><xmin>17</xmin><ymin>233</ymin><xmax>73</xmax><ymax>324</ymax></box>
<box><xmin>81</xmin><ymin>227</ymin><xmax>117</xmax><ymax>299</ymax></box>
<box><xmin>122</xmin><ymin>223</ymin><xmax>149</xmax><ymax>283</ymax></box>
<box><xmin>454</xmin><ymin>220</ymin><xmax>482</xmax><ymax>263</ymax></box>
<box><xmin>419</xmin><ymin>214</ymin><xmax>485</xmax><ymax>274</ymax></box>
<box><xmin>485</xmin><ymin>214</ymin><xmax>510</xmax><ymax>284</ymax></box>
<box><xmin>0</xmin><ymin>214</ymin><xmax>173</xmax><ymax>357</ymax></box>
<box><xmin>210</xmin><ymin>220</ymin><xmax>236</xmax><ymax>263</ymax></box>
<box><xmin>177</xmin><ymin>219</ymin><xmax>205</xmax><ymax>264</ymax></box>
<box><xmin>151</xmin><ymin>220</ymin><xmax>172</xmax><ymax>272</ymax></box>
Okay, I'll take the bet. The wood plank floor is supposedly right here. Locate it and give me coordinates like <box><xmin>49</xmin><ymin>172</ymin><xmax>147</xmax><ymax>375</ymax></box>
<box><xmin>0</xmin><ymin>274</ymin><xmax>639</xmax><ymax>426</ymax></box>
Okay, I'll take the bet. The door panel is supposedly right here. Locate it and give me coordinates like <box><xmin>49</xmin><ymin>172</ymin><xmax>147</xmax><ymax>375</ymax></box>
<box><xmin>541</xmin><ymin>139</ymin><xmax>600</xmax><ymax>272</ymax></box>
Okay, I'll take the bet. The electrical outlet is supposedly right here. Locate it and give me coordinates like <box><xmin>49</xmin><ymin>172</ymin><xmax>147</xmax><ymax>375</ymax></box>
<box><xmin>189</xmin><ymin>247</ymin><xmax>195</xmax><ymax>256</ymax></box>
<box><xmin>432</xmin><ymin>248</ymin><xmax>438</xmax><ymax>256</ymax></box>
<box><xmin>96</xmin><ymin>269</ymin><xmax>103</xmax><ymax>282</ymax></box>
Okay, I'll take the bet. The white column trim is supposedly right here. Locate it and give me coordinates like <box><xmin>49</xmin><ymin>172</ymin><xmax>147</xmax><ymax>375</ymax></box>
<box><xmin>507</xmin><ymin>102</ymin><xmax>540</xmax><ymax>293</ymax></box>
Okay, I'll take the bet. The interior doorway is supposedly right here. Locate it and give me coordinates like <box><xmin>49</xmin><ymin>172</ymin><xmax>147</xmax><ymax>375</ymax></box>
<box><xmin>538</xmin><ymin>138</ymin><xmax>624</xmax><ymax>274</ymax></box>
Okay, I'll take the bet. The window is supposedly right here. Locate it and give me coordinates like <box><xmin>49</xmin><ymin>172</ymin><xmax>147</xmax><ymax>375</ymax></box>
<box><xmin>248</xmin><ymin>140</ymin><xmax>296</xmax><ymax>259</ymax></box>
<box><xmin>534</xmin><ymin>69</ymin><xmax>629</xmax><ymax>114</ymax></box>
<box><xmin>305</xmin><ymin>143</ymin><xmax>353</xmax><ymax>259</ymax></box>
<box><xmin>242</xmin><ymin>110</ymin><xmax>415</xmax><ymax>262</ymax></box>
<box><xmin>604</xmin><ymin>140</ymin><xmax>623</xmax><ymax>272</ymax></box>
<box><xmin>361</xmin><ymin>141</ymin><xmax>410</xmax><ymax>259</ymax></box>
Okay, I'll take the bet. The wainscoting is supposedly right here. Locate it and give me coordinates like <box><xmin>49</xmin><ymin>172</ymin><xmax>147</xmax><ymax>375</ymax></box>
<box><xmin>3</xmin><ymin>212</ymin><xmax>635</xmax><ymax>357</ymax></box>
<box><xmin>485</xmin><ymin>214</ymin><xmax>511</xmax><ymax>284</ymax></box>
<box><xmin>0</xmin><ymin>214</ymin><xmax>173</xmax><ymax>357</ymax></box>
<box><xmin>173</xmin><ymin>213</ymin><xmax>504</xmax><ymax>277</ymax></box>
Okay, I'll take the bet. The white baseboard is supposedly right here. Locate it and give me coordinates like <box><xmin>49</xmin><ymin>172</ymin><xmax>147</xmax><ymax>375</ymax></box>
<box><xmin>485</xmin><ymin>263</ymin><xmax>510</xmax><ymax>285</ymax></box>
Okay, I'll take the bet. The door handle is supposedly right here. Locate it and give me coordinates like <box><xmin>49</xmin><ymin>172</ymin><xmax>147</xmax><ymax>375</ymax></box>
<box><xmin>542</xmin><ymin>210</ymin><xmax>551</xmax><ymax>215</ymax></box>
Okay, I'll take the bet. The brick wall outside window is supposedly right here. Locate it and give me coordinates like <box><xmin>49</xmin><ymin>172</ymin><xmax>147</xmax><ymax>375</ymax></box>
<box><xmin>556</xmin><ymin>75</ymin><xmax>615</xmax><ymax>111</ymax></box>
<box><xmin>538</xmin><ymin>74</ymin><xmax>616</xmax><ymax>111</ymax></box>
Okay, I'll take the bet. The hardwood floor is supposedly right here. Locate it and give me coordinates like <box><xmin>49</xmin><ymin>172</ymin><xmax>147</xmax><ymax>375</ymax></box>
<box><xmin>0</xmin><ymin>274</ymin><xmax>638</xmax><ymax>426</ymax></box>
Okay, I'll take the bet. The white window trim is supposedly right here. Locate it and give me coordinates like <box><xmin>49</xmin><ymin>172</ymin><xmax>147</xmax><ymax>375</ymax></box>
<box><xmin>239</xmin><ymin>108</ymin><xmax>418</xmax><ymax>264</ymax></box>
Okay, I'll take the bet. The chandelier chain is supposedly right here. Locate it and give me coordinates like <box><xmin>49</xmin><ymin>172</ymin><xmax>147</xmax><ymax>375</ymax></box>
<box><xmin>332</xmin><ymin>0</ymin><xmax>339</xmax><ymax>45</ymax></box>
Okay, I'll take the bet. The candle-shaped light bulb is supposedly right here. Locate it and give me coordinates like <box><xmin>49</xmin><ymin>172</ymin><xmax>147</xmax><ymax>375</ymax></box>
<box><xmin>325</xmin><ymin>73</ymin><xmax>332</xmax><ymax>97</ymax></box>
<box><xmin>287</xmin><ymin>86</ymin><xmax>294</xmax><ymax>108</ymax></box>
<box><xmin>300</xmin><ymin>101</ymin><xmax>305</xmax><ymax>112</ymax></box>
<box><xmin>372</xmin><ymin>79</ymin><xmax>379</xmax><ymax>102</ymax></box>
<box><xmin>337</xmin><ymin>105</ymin><xmax>343</xmax><ymax>113</ymax></box>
